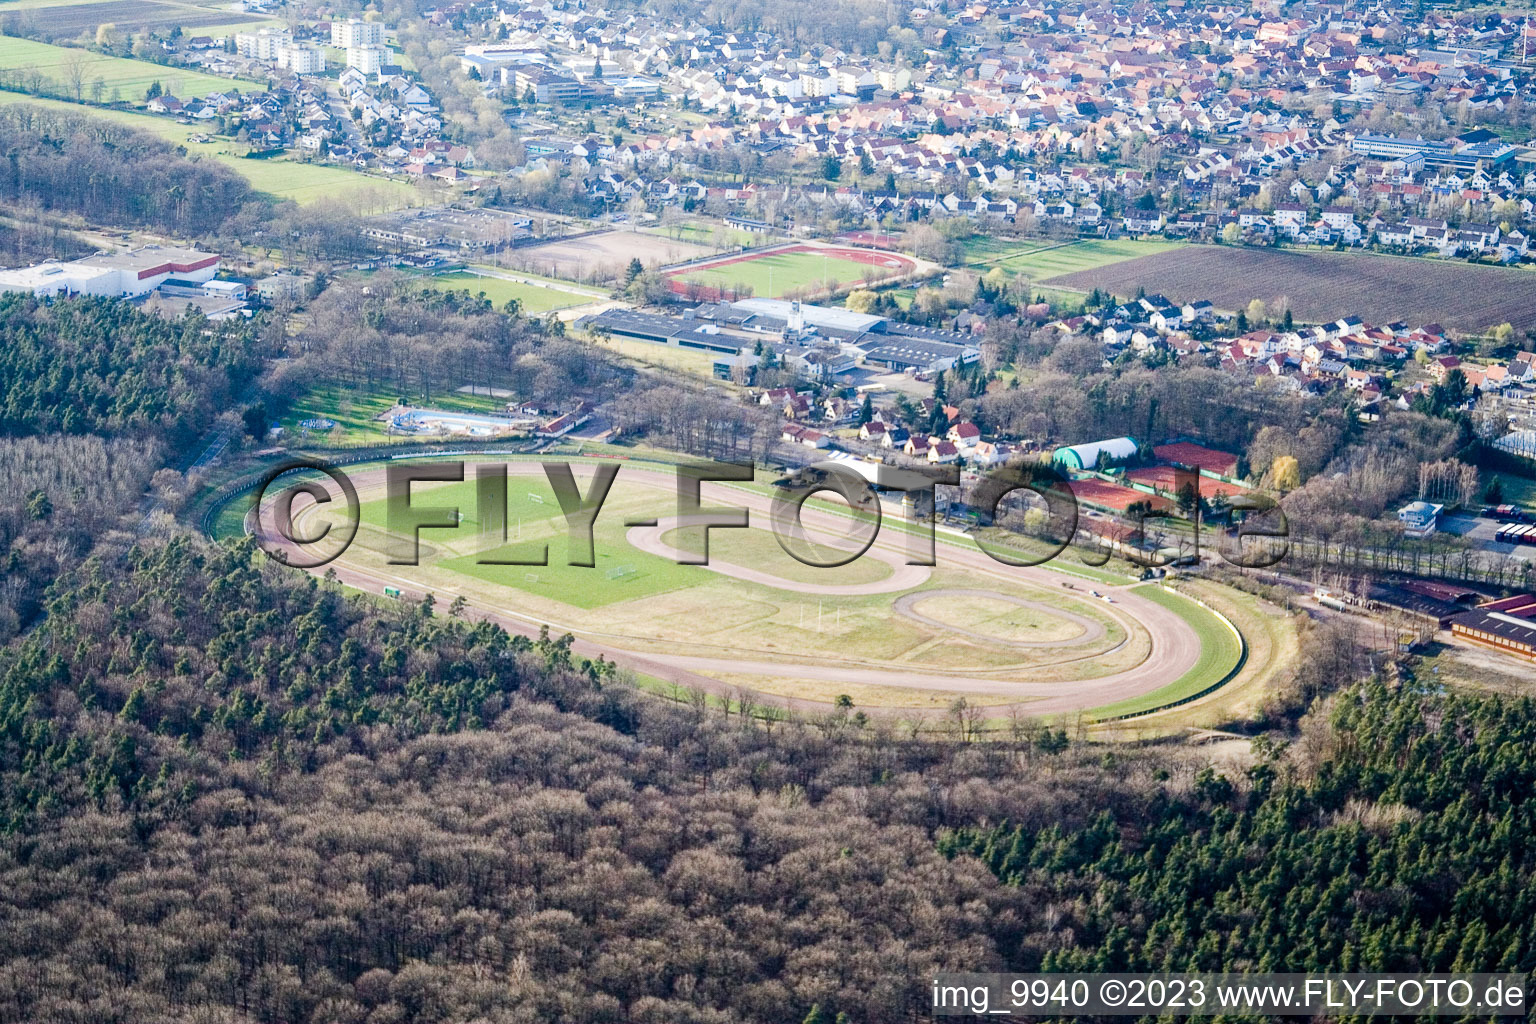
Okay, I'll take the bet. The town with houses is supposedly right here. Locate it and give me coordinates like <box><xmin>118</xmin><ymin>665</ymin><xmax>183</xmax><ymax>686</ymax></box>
<box><xmin>11</xmin><ymin>0</ymin><xmax>1536</xmax><ymax>1011</ymax></box>
<box><xmin>55</xmin><ymin>0</ymin><xmax>1536</xmax><ymax>260</ymax></box>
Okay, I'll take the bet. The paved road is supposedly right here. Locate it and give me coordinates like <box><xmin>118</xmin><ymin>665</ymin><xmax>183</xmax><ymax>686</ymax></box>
<box><xmin>263</xmin><ymin>460</ymin><xmax>1203</xmax><ymax>714</ymax></box>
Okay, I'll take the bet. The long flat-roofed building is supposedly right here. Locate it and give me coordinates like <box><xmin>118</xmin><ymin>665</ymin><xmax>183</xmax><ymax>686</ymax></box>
<box><xmin>578</xmin><ymin>299</ymin><xmax>980</xmax><ymax>374</ymax></box>
<box><xmin>0</xmin><ymin>246</ymin><xmax>220</xmax><ymax>299</ymax></box>
<box><xmin>578</xmin><ymin>308</ymin><xmax>755</xmax><ymax>355</ymax></box>
<box><xmin>1450</xmin><ymin>594</ymin><xmax>1536</xmax><ymax>661</ymax></box>
<box><xmin>1349</xmin><ymin>132</ymin><xmax>1517</xmax><ymax>169</ymax></box>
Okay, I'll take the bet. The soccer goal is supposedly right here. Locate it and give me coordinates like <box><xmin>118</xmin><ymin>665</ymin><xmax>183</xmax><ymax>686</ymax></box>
<box><xmin>606</xmin><ymin>565</ymin><xmax>636</xmax><ymax>581</ymax></box>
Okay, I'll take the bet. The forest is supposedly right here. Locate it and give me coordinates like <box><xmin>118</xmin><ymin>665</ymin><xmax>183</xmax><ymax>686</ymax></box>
<box><xmin>275</xmin><ymin>277</ymin><xmax>611</xmax><ymax>407</ymax></box>
<box><xmin>0</xmin><ymin>213</ymin><xmax>89</xmax><ymax>266</ymax></box>
<box><xmin>0</xmin><ymin>143</ymin><xmax>1526</xmax><ymax>1018</ymax></box>
<box><xmin>0</xmin><ymin>293</ymin><xmax>260</xmax><ymax>441</ymax></box>
<box><xmin>0</xmin><ymin>104</ymin><xmax>403</xmax><ymax>264</ymax></box>
<box><xmin>0</xmin><ymin>528</ymin><xmax>1530</xmax><ymax>1022</ymax></box>
<box><xmin>0</xmin><ymin>106</ymin><xmax>258</xmax><ymax>237</ymax></box>
<box><xmin>943</xmin><ymin>681</ymin><xmax>1536</xmax><ymax>976</ymax></box>
<box><xmin>0</xmin><ymin>294</ymin><xmax>260</xmax><ymax>636</ymax></box>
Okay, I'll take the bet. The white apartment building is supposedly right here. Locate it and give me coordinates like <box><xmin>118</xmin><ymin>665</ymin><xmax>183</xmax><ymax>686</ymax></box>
<box><xmin>799</xmin><ymin>70</ymin><xmax>837</xmax><ymax>97</ymax></box>
<box><xmin>235</xmin><ymin>27</ymin><xmax>291</xmax><ymax>61</ymax></box>
<box><xmin>332</xmin><ymin>18</ymin><xmax>385</xmax><ymax>48</ymax></box>
<box><xmin>346</xmin><ymin>45</ymin><xmax>385</xmax><ymax>75</ymax></box>
<box><xmin>277</xmin><ymin>44</ymin><xmax>326</xmax><ymax>74</ymax></box>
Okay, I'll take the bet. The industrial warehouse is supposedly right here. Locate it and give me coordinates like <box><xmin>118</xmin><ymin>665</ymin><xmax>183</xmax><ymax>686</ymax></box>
<box><xmin>0</xmin><ymin>246</ymin><xmax>222</xmax><ymax>299</ymax></box>
<box><xmin>577</xmin><ymin>298</ymin><xmax>981</xmax><ymax>376</ymax></box>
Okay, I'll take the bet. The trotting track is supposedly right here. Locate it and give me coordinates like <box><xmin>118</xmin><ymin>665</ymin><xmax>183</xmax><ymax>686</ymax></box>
<box><xmin>258</xmin><ymin>460</ymin><xmax>1205</xmax><ymax>716</ymax></box>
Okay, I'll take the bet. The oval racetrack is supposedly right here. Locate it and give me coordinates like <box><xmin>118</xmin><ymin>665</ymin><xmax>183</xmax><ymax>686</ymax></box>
<box><xmin>259</xmin><ymin>460</ymin><xmax>1204</xmax><ymax>715</ymax></box>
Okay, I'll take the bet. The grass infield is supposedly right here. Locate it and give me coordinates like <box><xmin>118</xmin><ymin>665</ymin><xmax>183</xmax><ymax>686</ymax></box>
<box><xmin>672</xmin><ymin>249</ymin><xmax>904</xmax><ymax>299</ymax></box>
<box><xmin>1086</xmin><ymin>584</ymin><xmax>1243</xmax><ymax>720</ymax></box>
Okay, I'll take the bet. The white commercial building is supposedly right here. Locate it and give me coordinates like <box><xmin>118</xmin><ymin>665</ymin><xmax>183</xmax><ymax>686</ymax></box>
<box><xmin>1051</xmin><ymin>436</ymin><xmax>1140</xmax><ymax>471</ymax></box>
<box><xmin>0</xmin><ymin>247</ymin><xmax>220</xmax><ymax>299</ymax></box>
<box><xmin>610</xmin><ymin>77</ymin><xmax>661</xmax><ymax>99</ymax></box>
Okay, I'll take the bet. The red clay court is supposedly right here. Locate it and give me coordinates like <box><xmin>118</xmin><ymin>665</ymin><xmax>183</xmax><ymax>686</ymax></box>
<box><xmin>1126</xmin><ymin>466</ymin><xmax>1250</xmax><ymax>497</ymax></box>
<box><xmin>1150</xmin><ymin>442</ymin><xmax>1241</xmax><ymax>477</ymax></box>
<box><xmin>1068</xmin><ymin>478</ymin><xmax>1173</xmax><ymax>513</ymax></box>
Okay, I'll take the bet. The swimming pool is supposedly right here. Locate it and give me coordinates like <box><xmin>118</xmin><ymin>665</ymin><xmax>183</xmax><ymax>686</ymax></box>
<box><xmin>390</xmin><ymin>408</ymin><xmax>523</xmax><ymax>436</ymax></box>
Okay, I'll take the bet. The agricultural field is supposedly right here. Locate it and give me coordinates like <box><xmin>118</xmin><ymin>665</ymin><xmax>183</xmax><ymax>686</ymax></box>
<box><xmin>1047</xmin><ymin>244</ymin><xmax>1536</xmax><ymax>332</ymax></box>
<box><xmin>0</xmin><ymin>37</ymin><xmax>262</xmax><ymax>102</ymax></box>
<box><xmin>234</xmin><ymin>456</ymin><xmax>1271</xmax><ymax>717</ymax></box>
<box><xmin>0</xmin><ymin>90</ymin><xmax>419</xmax><ymax>207</ymax></box>
<box><xmin>963</xmin><ymin>237</ymin><xmax>1186</xmax><ymax>281</ymax></box>
<box><xmin>668</xmin><ymin>244</ymin><xmax>917</xmax><ymax>300</ymax></box>
<box><xmin>0</xmin><ymin>0</ymin><xmax>278</xmax><ymax>34</ymax></box>
<box><xmin>425</xmin><ymin>272</ymin><xmax>597</xmax><ymax>314</ymax></box>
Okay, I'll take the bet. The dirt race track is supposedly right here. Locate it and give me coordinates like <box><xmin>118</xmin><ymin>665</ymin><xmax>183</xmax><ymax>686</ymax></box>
<box><xmin>256</xmin><ymin>461</ymin><xmax>1205</xmax><ymax>716</ymax></box>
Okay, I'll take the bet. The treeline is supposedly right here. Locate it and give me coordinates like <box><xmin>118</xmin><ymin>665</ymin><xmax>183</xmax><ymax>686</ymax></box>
<box><xmin>0</xmin><ymin>434</ymin><xmax>164</xmax><ymax>636</ymax></box>
<box><xmin>0</xmin><ymin>105</ymin><xmax>401</xmax><ymax>262</ymax></box>
<box><xmin>0</xmin><ymin>213</ymin><xmax>90</xmax><ymax>265</ymax></box>
<box><xmin>1269</xmin><ymin>407</ymin><xmax>1461</xmax><ymax>513</ymax></box>
<box><xmin>0</xmin><ymin>521</ymin><xmax>1523</xmax><ymax>1021</ymax></box>
<box><xmin>612</xmin><ymin>381</ymin><xmax>780</xmax><ymax>460</ymax></box>
<box><xmin>0</xmin><ymin>293</ymin><xmax>259</xmax><ymax>440</ymax></box>
<box><xmin>942</xmin><ymin>680</ymin><xmax>1536</xmax><ymax>975</ymax></box>
<box><xmin>0</xmin><ymin>104</ymin><xmax>257</xmax><ymax>236</ymax></box>
<box><xmin>273</xmin><ymin>277</ymin><xmax>616</xmax><ymax>409</ymax></box>
<box><xmin>976</xmin><ymin>356</ymin><xmax>1318</xmax><ymax>457</ymax></box>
